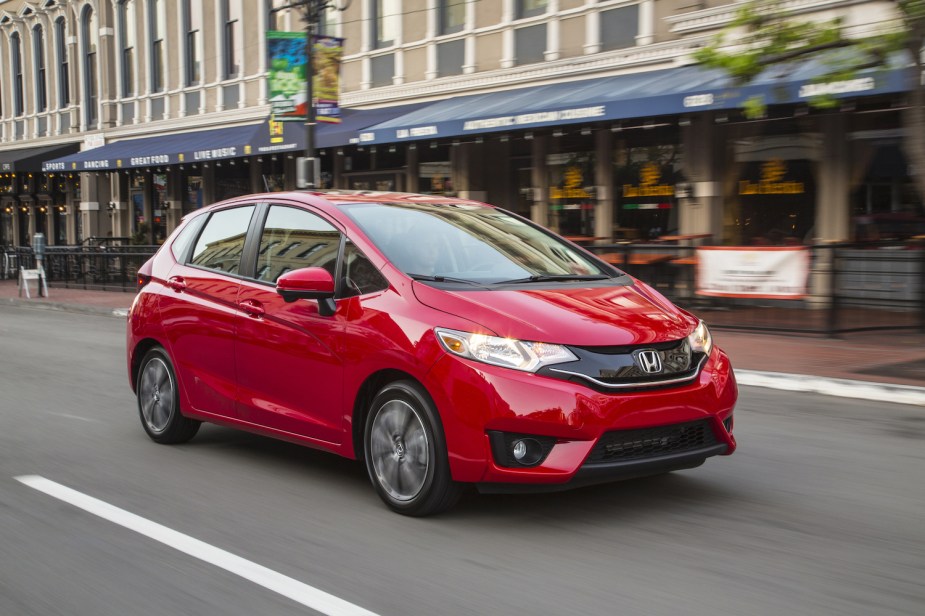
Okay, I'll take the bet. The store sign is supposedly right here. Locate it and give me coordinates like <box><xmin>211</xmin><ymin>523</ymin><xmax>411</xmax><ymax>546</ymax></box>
<box><xmin>550</xmin><ymin>166</ymin><xmax>592</xmax><ymax>200</ymax></box>
<box><xmin>739</xmin><ymin>159</ymin><xmax>805</xmax><ymax>195</ymax></box>
<box><xmin>623</xmin><ymin>162</ymin><xmax>674</xmax><ymax>198</ymax></box>
<box><xmin>696</xmin><ymin>247</ymin><xmax>810</xmax><ymax>299</ymax></box>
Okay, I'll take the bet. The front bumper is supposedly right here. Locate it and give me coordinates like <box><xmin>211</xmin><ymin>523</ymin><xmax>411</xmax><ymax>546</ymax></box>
<box><xmin>425</xmin><ymin>347</ymin><xmax>737</xmax><ymax>486</ymax></box>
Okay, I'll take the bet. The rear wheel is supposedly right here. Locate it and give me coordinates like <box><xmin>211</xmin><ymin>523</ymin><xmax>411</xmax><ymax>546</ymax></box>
<box><xmin>136</xmin><ymin>347</ymin><xmax>200</xmax><ymax>444</ymax></box>
<box><xmin>364</xmin><ymin>381</ymin><xmax>461</xmax><ymax>516</ymax></box>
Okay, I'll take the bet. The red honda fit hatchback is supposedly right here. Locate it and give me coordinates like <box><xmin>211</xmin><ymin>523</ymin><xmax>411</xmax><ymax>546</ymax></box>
<box><xmin>127</xmin><ymin>191</ymin><xmax>736</xmax><ymax>515</ymax></box>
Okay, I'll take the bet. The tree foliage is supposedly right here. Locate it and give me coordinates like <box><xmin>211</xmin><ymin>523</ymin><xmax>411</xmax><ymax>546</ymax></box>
<box><xmin>694</xmin><ymin>0</ymin><xmax>925</xmax><ymax>200</ymax></box>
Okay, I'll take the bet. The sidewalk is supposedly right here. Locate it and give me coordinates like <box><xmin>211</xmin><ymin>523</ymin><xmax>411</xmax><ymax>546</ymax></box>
<box><xmin>2</xmin><ymin>280</ymin><xmax>923</xmax><ymax>405</ymax></box>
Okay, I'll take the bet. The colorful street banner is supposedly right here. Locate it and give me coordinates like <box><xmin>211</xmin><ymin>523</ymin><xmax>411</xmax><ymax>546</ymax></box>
<box><xmin>267</xmin><ymin>31</ymin><xmax>343</xmax><ymax>124</ymax></box>
<box><xmin>696</xmin><ymin>246</ymin><xmax>811</xmax><ymax>299</ymax></box>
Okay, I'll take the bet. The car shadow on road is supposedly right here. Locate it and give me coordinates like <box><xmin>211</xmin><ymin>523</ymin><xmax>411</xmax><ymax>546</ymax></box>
<box><xmin>185</xmin><ymin>425</ymin><xmax>740</xmax><ymax>522</ymax></box>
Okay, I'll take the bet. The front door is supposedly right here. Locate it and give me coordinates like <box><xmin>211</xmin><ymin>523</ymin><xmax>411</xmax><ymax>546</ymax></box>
<box><xmin>234</xmin><ymin>204</ymin><xmax>345</xmax><ymax>444</ymax></box>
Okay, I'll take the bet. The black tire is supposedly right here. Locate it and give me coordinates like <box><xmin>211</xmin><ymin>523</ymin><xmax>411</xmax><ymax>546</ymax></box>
<box><xmin>364</xmin><ymin>380</ymin><xmax>462</xmax><ymax>516</ymax></box>
<box><xmin>136</xmin><ymin>347</ymin><xmax>200</xmax><ymax>444</ymax></box>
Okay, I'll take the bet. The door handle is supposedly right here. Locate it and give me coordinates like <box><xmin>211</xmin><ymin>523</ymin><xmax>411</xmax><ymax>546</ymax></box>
<box><xmin>166</xmin><ymin>276</ymin><xmax>186</xmax><ymax>292</ymax></box>
<box><xmin>239</xmin><ymin>300</ymin><xmax>265</xmax><ymax>318</ymax></box>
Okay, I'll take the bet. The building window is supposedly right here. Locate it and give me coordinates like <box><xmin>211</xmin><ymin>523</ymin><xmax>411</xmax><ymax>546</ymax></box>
<box><xmin>12</xmin><ymin>33</ymin><xmax>24</xmax><ymax>116</ymax></box>
<box><xmin>439</xmin><ymin>0</ymin><xmax>464</xmax><ymax>35</ymax></box>
<box><xmin>55</xmin><ymin>18</ymin><xmax>70</xmax><ymax>107</ymax></box>
<box><xmin>118</xmin><ymin>0</ymin><xmax>136</xmax><ymax>97</ymax></box>
<box><xmin>517</xmin><ymin>0</ymin><xmax>547</xmax><ymax>19</ymax></box>
<box><xmin>373</xmin><ymin>0</ymin><xmax>399</xmax><ymax>49</ymax></box>
<box><xmin>437</xmin><ymin>39</ymin><xmax>464</xmax><ymax>77</ymax></box>
<box><xmin>82</xmin><ymin>6</ymin><xmax>99</xmax><ymax>126</ymax></box>
<box><xmin>222</xmin><ymin>0</ymin><xmax>241</xmax><ymax>79</ymax></box>
<box><xmin>600</xmin><ymin>5</ymin><xmax>639</xmax><ymax>51</ymax></box>
<box><xmin>33</xmin><ymin>26</ymin><xmax>48</xmax><ymax>112</ymax></box>
<box><xmin>370</xmin><ymin>53</ymin><xmax>395</xmax><ymax>87</ymax></box>
<box><xmin>183</xmin><ymin>0</ymin><xmax>202</xmax><ymax>85</ymax></box>
<box><xmin>515</xmin><ymin>23</ymin><xmax>546</xmax><ymax>65</ymax></box>
<box><xmin>150</xmin><ymin>0</ymin><xmax>166</xmax><ymax>92</ymax></box>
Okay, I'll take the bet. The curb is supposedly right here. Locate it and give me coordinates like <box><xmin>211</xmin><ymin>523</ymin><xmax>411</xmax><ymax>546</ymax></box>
<box><xmin>735</xmin><ymin>369</ymin><xmax>925</xmax><ymax>407</ymax></box>
<box><xmin>2</xmin><ymin>297</ymin><xmax>129</xmax><ymax>319</ymax></box>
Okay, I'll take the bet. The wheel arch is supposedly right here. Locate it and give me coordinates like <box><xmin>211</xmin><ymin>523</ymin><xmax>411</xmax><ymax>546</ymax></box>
<box><xmin>351</xmin><ymin>369</ymin><xmax>436</xmax><ymax>460</ymax></box>
<box><xmin>130</xmin><ymin>338</ymin><xmax>164</xmax><ymax>392</ymax></box>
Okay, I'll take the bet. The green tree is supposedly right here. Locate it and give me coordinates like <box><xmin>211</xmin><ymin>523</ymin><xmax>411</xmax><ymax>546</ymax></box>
<box><xmin>694</xmin><ymin>0</ymin><xmax>925</xmax><ymax>201</ymax></box>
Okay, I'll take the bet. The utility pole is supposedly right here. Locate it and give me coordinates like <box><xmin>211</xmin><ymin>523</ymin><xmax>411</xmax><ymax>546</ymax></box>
<box><xmin>270</xmin><ymin>0</ymin><xmax>350</xmax><ymax>189</ymax></box>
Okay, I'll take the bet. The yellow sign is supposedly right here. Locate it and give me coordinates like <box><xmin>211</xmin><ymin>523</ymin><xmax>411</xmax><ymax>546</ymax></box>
<box><xmin>550</xmin><ymin>166</ymin><xmax>592</xmax><ymax>200</ymax></box>
<box><xmin>623</xmin><ymin>162</ymin><xmax>674</xmax><ymax>198</ymax></box>
<box><xmin>739</xmin><ymin>159</ymin><xmax>805</xmax><ymax>195</ymax></box>
<box><xmin>269</xmin><ymin>120</ymin><xmax>284</xmax><ymax>144</ymax></box>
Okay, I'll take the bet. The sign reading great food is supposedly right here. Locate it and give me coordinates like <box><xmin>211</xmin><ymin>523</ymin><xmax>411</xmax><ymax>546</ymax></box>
<box><xmin>696</xmin><ymin>246</ymin><xmax>810</xmax><ymax>299</ymax></box>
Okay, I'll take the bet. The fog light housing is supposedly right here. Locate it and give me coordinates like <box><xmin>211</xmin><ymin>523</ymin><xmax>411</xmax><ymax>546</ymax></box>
<box><xmin>488</xmin><ymin>431</ymin><xmax>556</xmax><ymax>468</ymax></box>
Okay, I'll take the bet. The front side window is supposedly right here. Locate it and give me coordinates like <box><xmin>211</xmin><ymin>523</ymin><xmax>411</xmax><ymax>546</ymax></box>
<box><xmin>12</xmin><ymin>32</ymin><xmax>23</xmax><ymax>116</ymax></box>
<box><xmin>150</xmin><ymin>0</ymin><xmax>166</xmax><ymax>92</ymax></box>
<box><xmin>342</xmin><ymin>202</ymin><xmax>609</xmax><ymax>283</ymax></box>
<box><xmin>119</xmin><ymin>0</ymin><xmax>136</xmax><ymax>97</ymax></box>
<box><xmin>255</xmin><ymin>206</ymin><xmax>341</xmax><ymax>283</ymax></box>
<box><xmin>33</xmin><ymin>26</ymin><xmax>47</xmax><ymax>112</ymax></box>
<box><xmin>55</xmin><ymin>18</ymin><xmax>70</xmax><ymax>107</ymax></box>
<box><xmin>190</xmin><ymin>206</ymin><xmax>256</xmax><ymax>273</ymax></box>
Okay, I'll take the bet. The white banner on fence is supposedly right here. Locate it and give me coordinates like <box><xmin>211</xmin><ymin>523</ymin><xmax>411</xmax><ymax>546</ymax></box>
<box><xmin>696</xmin><ymin>247</ymin><xmax>810</xmax><ymax>299</ymax></box>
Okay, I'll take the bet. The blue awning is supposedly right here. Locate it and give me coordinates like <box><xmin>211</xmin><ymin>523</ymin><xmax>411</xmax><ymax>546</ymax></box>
<box><xmin>1</xmin><ymin>143</ymin><xmax>79</xmax><ymax>173</ymax></box>
<box><xmin>42</xmin><ymin>123</ymin><xmax>262</xmax><ymax>172</ymax></box>
<box><xmin>41</xmin><ymin>103</ymin><xmax>434</xmax><ymax>172</ymax></box>
<box><xmin>358</xmin><ymin>62</ymin><xmax>910</xmax><ymax>145</ymax></box>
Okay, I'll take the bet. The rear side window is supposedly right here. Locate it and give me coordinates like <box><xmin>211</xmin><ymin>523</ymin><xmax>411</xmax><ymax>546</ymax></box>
<box><xmin>255</xmin><ymin>205</ymin><xmax>341</xmax><ymax>283</ymax></box>
<box><xmin>170</xmin><ymin>216</ymin><xmax>205</xmax><ymax>262</ymax></box>
<box><xmin>190</xmin><ymin>206</ymin><xmax>256</xmax><ymax>274</ymax></box>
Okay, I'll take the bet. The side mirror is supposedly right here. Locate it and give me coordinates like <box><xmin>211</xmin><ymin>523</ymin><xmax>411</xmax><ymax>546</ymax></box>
<box><xmin>276</xmin><ymin>267</ymin><xmax>336</xmax><ymax>314</ymax></box>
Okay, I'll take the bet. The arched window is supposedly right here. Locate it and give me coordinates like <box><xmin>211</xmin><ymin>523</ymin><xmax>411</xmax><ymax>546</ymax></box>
<box><xmin>33</xmin><ymin>25</ymin><xmax>47</xmax><ymax>112</ymax></box>
<box><xmin>182</xmin><ymin>0</ymin><xmax>202</xmax><ymax>85</ymax></box>
<box><xmin>55</xmin><ymin>17</ymin><xmax>70</xmax><ymax>107</ymax></box>
<box><xmin>81</xmin><ymin>5</ymin><xmax>98</xmax><ymax>126</ymax></box>
<box><xmin>150</xmin><ymin>0</ymin><xmax>166</xmax><ymax>92</ymax></box>
<box><xmin>221</xmin><ymin>0</ymin><xmax>240</xmax><ymax>79</ymax></box>
<box><xmin>118</xmin><ymin>0</ymin><xmax>136</xmax><ymax>97</ymax></box>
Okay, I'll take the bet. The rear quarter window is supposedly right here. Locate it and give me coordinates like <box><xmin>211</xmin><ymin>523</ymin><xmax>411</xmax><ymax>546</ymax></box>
<box><xmin>189</xmin><ymin>206</ymin><xmax>256</xmax><ymax>274</ymax></box>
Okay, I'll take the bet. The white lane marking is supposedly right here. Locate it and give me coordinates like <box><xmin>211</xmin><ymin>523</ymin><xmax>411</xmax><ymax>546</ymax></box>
<box><xmin>14</xmin><ymin>475</ymin><xmax>380</xmax><ymax>616</ymax></box>
<box><xmin>45</xmin><ymin>412</ymin><xmax>97</xmax><ymax>423</ymax></box>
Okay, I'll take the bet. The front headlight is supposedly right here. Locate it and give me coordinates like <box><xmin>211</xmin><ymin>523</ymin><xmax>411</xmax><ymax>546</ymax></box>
<box><xmin>687</xmin><ymin>320</ymin><xmax>713</xmax><ymax>355</ymax></box>
<box><xmin>435</xmin><ymin>328</ymin><xmax>578</xmax><ymax>372</ymax></box>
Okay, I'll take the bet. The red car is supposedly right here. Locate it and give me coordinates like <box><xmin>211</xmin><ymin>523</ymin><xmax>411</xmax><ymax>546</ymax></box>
<box><xmin>127</xmin><ymin>191</ymin><xmax>736</xmax><ymax>515</ymax></box>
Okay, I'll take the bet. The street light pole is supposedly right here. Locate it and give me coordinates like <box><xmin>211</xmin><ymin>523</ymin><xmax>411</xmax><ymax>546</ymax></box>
<box><xmin>270</xmin><ymin>0</ymin><xmax>350</xmax><ymax>189</ymax></box>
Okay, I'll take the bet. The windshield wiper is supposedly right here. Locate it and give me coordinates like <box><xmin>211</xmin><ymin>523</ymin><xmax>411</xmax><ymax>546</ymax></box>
<box><xmin>409</xmin><ymin>273</ymin><xmax>483</xmax><ymax>286</ymax></box>
<box><xmin>496</xmin><ymin>274</ymin><xmax>613</xmax><ymax>284</ymax></box>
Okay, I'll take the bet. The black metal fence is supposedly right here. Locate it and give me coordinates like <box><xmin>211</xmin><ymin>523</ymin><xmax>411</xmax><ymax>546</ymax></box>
<box><xmin>3</xmin><ymin>245</ymin><xmax>158</xmax><ymax>292</ymax></box>
<box><xmin>3</xmin><ymin>241</ymin><xmax>924</xmax><ymax>334</ymax></box>
<box><xmin>583</xmin><ymin>241</ymin><xmax>925</xmax><ymax>335</ymax></box>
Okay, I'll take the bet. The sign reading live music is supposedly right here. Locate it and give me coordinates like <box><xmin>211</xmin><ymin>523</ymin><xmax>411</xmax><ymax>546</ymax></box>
<box><xmin>696</xmin><ymin>247</ymin><xmax>810</xmax><ymax>299</ymax></box>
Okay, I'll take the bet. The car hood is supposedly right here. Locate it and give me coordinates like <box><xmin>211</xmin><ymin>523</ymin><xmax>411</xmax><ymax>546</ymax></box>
<box><xmin>411</xmin><ymin>280</ymin><xmax>696</xmax><ymax>346</ymax></box>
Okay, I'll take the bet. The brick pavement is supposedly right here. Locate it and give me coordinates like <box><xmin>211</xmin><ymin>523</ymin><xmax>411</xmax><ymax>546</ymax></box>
<box><xmin>2</xmin><ymin>279</ymin><xmax>924</xmax><ymax>393</ymax></box>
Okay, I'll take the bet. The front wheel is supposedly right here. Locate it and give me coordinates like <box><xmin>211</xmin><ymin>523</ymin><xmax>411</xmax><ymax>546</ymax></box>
<box><xmin>364</xmin><ymin>381</ymin><xmax>462</xmax><ymax>516</ymax></box>
<box><xmin>136</xmin><ymin>347</ymin><xmax>200</xmax><ymax>444</ymax></box>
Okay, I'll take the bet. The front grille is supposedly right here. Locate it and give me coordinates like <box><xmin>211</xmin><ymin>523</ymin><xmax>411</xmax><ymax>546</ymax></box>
<box><xmin>587</xmin><ymin>420</ymin><xmax>718</xmax><ymax>465</ymax></box>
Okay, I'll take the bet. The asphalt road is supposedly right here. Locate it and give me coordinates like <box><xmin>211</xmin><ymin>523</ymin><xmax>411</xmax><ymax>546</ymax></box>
<box><xmin>0</xmin><ymin>305</ymin><xmax>923</xmax><ymax>616</ymax></box>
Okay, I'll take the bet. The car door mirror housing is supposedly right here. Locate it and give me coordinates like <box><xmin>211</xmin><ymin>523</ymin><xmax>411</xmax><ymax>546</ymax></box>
<box><xmin>276</xmin><ymin>267</ymin><xmax>336</xmax><ymax>303</ymax></box>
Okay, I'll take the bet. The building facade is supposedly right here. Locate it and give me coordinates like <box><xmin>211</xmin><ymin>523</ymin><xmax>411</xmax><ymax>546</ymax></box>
<box><xmin>0</xmin><ymin>0</ymin><xmax>919</xmax><ymax>248</ymax></box>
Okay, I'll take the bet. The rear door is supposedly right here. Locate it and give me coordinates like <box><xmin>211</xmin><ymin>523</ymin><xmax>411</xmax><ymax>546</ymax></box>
<box><xmin>160</xmin><ymin>204</ymin><xmax>257</xmax><ymax>418</ymax></box>
<box><xmin>234</xmin><ymin>203</ymin><xmax>346</xmax><ymax>444</ymax></box>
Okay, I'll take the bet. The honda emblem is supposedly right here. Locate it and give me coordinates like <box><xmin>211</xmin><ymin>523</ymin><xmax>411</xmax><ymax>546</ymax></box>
<box><xmin>635</xmin><ymin>350</ymin><xmax>663</xmax><ymax>374</ymax></box>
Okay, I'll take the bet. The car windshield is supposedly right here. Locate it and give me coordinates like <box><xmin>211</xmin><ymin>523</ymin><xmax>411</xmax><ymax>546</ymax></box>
<box><xmin>340</xmin><ymin>201</ymin><xmax>613</xmax><ymax>284</ymax></box>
